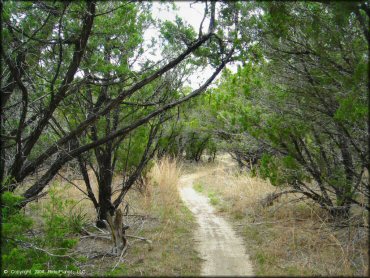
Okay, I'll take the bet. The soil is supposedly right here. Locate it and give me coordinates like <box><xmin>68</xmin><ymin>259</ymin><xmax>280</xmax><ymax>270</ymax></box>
<box><xmin>179</xmin><ymin>170</ymin><xmax>254</xmax><ymax>276</ymax></box>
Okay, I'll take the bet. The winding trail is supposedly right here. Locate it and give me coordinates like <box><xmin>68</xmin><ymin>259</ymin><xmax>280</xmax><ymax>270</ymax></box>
<box><xmin>179</xmin><ymin>170</ymin><xmax>254</xmax><ymax>276</ymax></box>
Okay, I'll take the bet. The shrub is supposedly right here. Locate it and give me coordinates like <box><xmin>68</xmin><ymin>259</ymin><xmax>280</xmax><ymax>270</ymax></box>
<box><xmin>1</xmin><ymin>189</ymin><xmax>82</xmax><ymax>274</ymax></box>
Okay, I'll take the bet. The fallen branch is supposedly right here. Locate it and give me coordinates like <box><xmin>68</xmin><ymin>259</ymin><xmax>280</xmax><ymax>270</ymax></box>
<box><xmin>125</xmin><ymin>214</ymin><xmax>158</xmax><ymax>219</ymax></box>
<box><xmin>82</xmin><ymin>226</ymin><xmax>152</xmax><ymax>245</ymax></box>
<box><xmin>87</xmin><ymin>251</ymin><xmax>118</xmax><ymax>259</ymax></box>
<box><xmin>126</xmin><ymin>234</ymin><xmax>152</xmax><ymax>244</ymax></box>
<box><xmin>80</xmin><ymin>234</ymin><xmax>111</xmax><ymax>240</ymax></box>
<box><xmin>5</xmin><ymin>237</ymin><xmax>78</xmax><ymax>261</ymax></box>
<box><xmin>92</xmin><ymin>224</ymin><xmax>110</xmax><ymax>234</ymax></box>
<box><xmin>260</xmin><ymin>190</ymin><xmax>299</xmax><ymax>207</ymax></box>
<box><xmin>237</xmin><ymin>218</ymin><xmax>306</xmax><ymax>226</ymax></box>
<box><xmin>81</xmin><ymin>227</ymin><xmax>111</xmax><ymax>240</ymax></box>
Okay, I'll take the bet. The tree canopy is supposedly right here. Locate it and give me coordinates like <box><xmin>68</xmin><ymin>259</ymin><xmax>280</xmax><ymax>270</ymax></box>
<box><xmin>1</xmin><ymin>0</ymin><xmax>369</xmax><ymax>220</ymax></box>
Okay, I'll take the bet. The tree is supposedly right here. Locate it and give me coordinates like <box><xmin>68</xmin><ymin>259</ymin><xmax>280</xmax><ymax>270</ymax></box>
<box><xmin>203</xmin><ymin>1</ymin><xmax>369</xmax><ymax>217</ymax></box>
<box><xmin>1</xmin><ymin>1</ymin><xmax>241</xmax><ymax>212</ymax></box>
<box><xmin>156</xmin><ymin>94</ymin><xmax>219</xmax><ymax>162</ymax></box>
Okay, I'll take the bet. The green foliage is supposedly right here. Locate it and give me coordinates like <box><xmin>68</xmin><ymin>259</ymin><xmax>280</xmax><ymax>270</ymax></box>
<box><xmin>2</xmin><ymin>192</ymin><xmax>33</xmax><ymax>239</ymax></box>
<box><xmin>195</xmin><ymin>1</ymin><xmax>368</xmax><ymax>215</ymax></box>
<box><xmin>42</xmin><ymin>187</ymin><xmax>84</xmax><ymax>247</ymax></box>
<box><xmin>259</xmin><ymin>154</ymin><xmax>279</xmax><ymax>186</ymax></box>
<box><xmin>1</xmin><ymin>190</ymin><xmax>82</xmax><ymax>273</ymax></box>
<box><xmin>2</xmin><ymin>3</ymin><xmax>368</xmax><ymax>275</ymax></box>
<box><xmin>156</xmin><ymin>96</ymin><xmax>220</xmax><ymax>162</ymax></box>
<box><xmin>160</xmin><ymin>16</ymin><xmax>196</xmax><ymax>46</ymax></box>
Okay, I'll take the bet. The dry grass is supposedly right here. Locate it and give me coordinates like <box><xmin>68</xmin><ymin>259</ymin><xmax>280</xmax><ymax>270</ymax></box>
<box><xmin>146</xmin><ymin>156</ymin><xmax>182</xmax><ymax>211</ymax></box>
<box><xmin>203</xmin><ymin>168</ymin><xmax>275</xmax><ymax>217</ymax></box>
<box><xmin>24</xmin><ymin>168</ymin><xmax>102</xmax><ymax>222</ymax></box>
<box><xmin>193</xmin><ymin>159</ymin><xmax>369</xmax><ymax>276</ymax></box>
<box><xmin>111</xmin><ymin>157</ymin><xmax>200</xmax><ymax>276</ymax></box>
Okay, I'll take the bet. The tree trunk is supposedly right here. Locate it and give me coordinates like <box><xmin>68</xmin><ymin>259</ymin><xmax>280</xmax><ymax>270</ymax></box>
<box><xmin>96</xmin><ymin>186</ymin><xmax>113</xmax><ymax>228</ymax></box>
<box><xmin>96</xmin><ymin>159</ymin><xmax>114</xmax><ymax>228</ymax></box>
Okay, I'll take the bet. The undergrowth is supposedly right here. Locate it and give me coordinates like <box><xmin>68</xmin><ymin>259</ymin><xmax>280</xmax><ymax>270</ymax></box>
<box><xmin>72</xmin><ymin>157</ymin><xmax>201</xmax><ymax>276</ymax></box>
<box><xmin>193</xmin><ymin>162</ymin><xmax>369</xmax><ymax>276</ymax></box>
<box><xmin>1</xmin><ymin>185</ymin><xmax>88</xmax><ymax>276</ymax></box>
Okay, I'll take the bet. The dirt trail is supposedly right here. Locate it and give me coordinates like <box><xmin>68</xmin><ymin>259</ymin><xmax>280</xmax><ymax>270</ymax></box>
<box><xmin>179</xmin><ymin>167</ymin><xmax>254</xmax><ymax>276</ymax></box>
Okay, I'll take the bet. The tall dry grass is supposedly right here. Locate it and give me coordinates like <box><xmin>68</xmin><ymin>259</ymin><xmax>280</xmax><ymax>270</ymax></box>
<box><xmin>146</xmin><ymin>156</ymin><xmax>182</xmax><ymax>210</ymax></box>
<box><xmin>26</xmin><ymin>157</ymin><xmax>184</xmax><ymax>222</ymax></box>
<box><xmin>119</xmin><ymin>156</ymin><xmax>200</xmax><ymax>276</ymax></box>
<box><xmin>208</xmin><ymin>167</ymin><xmax>276</xmax><ymax>216</ymax></box>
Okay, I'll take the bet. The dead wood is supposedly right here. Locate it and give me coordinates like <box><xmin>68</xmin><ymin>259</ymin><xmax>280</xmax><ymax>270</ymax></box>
<box><xmin>105</xmin><ymin>208</ymin><xmax>128</xmax><ymax>256</ymax></box>
<box><xmin>260</xmin><ymin>190</ymin><xmax>298</xmax><ymax>207</ymax></box>
<box><xmin>126</xmin><ymin>234</ymin><xmax>152</xmax><ymax>244</ymax></box>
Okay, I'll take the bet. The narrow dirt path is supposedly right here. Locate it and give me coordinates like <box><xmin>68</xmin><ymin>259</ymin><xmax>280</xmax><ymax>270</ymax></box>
<box><xmin>179</xmin><ymin>170</ymin><xmax>254</xmax><ymax>276</ymax></box>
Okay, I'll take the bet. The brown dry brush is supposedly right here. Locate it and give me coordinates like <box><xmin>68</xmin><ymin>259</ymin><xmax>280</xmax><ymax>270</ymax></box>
<box><xmin>195</xmin><ymin>164</ymin><xmax>368</xmax><ymax>275</ymax></box>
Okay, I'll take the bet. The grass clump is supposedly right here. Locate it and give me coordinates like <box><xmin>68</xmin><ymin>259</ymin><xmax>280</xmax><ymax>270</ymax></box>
<box><xmin>207</xmin><ymin>191</ymin><xmax>220</xmax><ymax>206</ymax></box>
<box><xmin>193</xmin><ymin>181</ymin><xmax>221</xmax><ymax>206</ymax></box>
<box><xmin>148</xmin><ymin>156</ymin><xmax>182</xmax><ymax>212</ymax></box>
<box><xmin>193</xmin><ymin>182</ymin><xmax>204</xmax><ymax>193</ymax></box>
